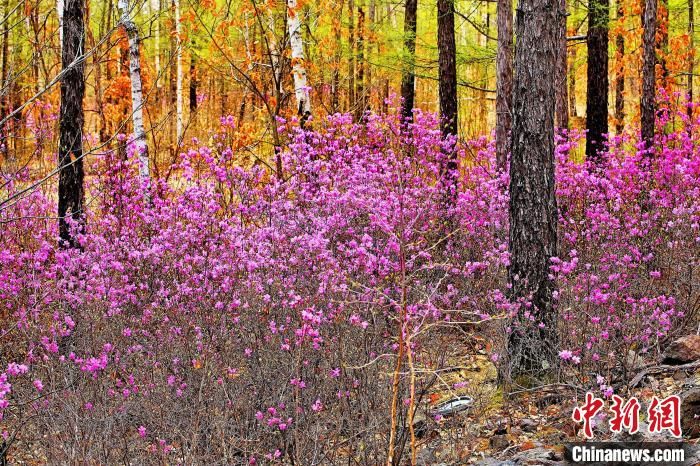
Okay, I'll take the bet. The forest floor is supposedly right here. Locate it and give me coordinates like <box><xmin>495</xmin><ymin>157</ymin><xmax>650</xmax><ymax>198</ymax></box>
<box><xmin>415</xmin><ymin>334</ymin><xmax>700</xmax><ymax>465</ymax></box>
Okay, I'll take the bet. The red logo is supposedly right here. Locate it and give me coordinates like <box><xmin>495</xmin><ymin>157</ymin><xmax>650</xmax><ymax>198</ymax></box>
<box><xmin>609</xmin><ymin>395</ymin><xmax>641</xmax><ymax>434</ymax></box>
<box><xmin>573</xmin><ymin>393</ymin><xmax>682</xmax><ymax>439</ymax></box>
<box><xmin>572</xmin><ymin>392</ymin><xmax>605</xmax><ymax>439</ymax></box>
<box><xmin>648</xmin><ymin>395</ymin><xmax>682</xmax><ymax>437</ymax></box>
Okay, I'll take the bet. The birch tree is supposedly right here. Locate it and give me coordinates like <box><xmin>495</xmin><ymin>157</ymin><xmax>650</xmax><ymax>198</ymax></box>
<box><xmin>174</xmin><ymin>0</ymin><xmax>183</xmax><ymax>142</ymax></box>
<box><xmin>287</xmin><ymin>0</ymin><xmax>311</xmax><ymax>127</ymax></box>
<box><xmin>118</xmin><ymin>0</ymin><xmax>149</xmax><ymax>181</ymax></box>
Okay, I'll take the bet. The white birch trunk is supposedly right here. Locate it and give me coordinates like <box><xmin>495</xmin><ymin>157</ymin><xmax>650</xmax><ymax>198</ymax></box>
<box><xmin>286</xmin><ymin>0</ymin><xmax>311</xmax><ymax>121</ymax></box>
<box><xmin>150</xmin><ymin>0</ymin><xmax>160</xmax><ymax>80</ymax></box>
<box><xmin>118</xmin><ymin>0</ymin><xmax>149</xmax><ymax>181</ymax></box>
<box><xmin>57</xmin><ymin>0</ymin><xmax>64</xmax><ymax>48</ymax></box>
<box><xmin>174</xmin><ymin>0</ymin><xmax>183</xmax><ymax>141</ymax></box>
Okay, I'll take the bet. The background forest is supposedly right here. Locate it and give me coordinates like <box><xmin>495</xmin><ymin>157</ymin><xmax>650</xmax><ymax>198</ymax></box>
<box><xmin>1</xmin><ymin>0</ymin><xmax>700</xmax><ymax>464</ymax></box>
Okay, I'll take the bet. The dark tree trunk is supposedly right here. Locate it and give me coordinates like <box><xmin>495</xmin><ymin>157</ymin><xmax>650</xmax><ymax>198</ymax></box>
<box><xmin>400</xmin><ymin>0</ymin><xmax>418</xmax><ymax>121</ymax></box>
<box><xmin>585</xmin><ymin>0</ymin><xmax>609</xmax><ymax>161</ymax></box>
<box><xmin>614</xmin><ymin>2</ymin><xmax>625</xmax><ymax>134</ymax></box>
<box><xmin>367</xmin><ymin>0</ymin><xmax>375</xmax><ymax>112</ymax></box>
<box><xmin>332</xmin><ymin>0</ymin><xmax>344</xmax><ymax>113</ymax></box>
<box><xmin>496</xmin><ymin>0</ymin><xmax>513</xmax><ymax>170</ymax></box>
<box><xmin>189</xmin><ymin>42</ymin><xmax>197</xmax><ymax>112</ymax></box>
<box><xmin>438</xmin><ymin>0</ymin><xmax>458</xmax><ymax>195</ymax></box>
<box><xmin>641</xmin><ymin>0</ymin><xmax>657</xmax><ymax>149</ymax></box>
<box><xmin>58</xmin><ymin>0</ymin><xmax>86</xmax><ymax>248</ymax></box>
<box><xmin>0</xmin><ymin>0</ymin><xmax>10</xmax><ymax>161</ymax></box>
<box><xmin>555</xmin><ymin>0</ymin><xmax>569</xmax><ymax>130</ymax></box>
<box><xmin>688</xmin><ymin>0</ymin><xmax>694</xmax><ymax>119</ymax></box>
<box><xmin>569</xmin><ymin>43</ymin><xmax>577</xmax><ymax>117</ymax></box>
<box><xmin>355</xmin><ymin>1</ymin><xmax>365</xmax><ymax>120</ymax></box>
<box><xmin>658</xmin><ymin>0</ymin><xmax>669</xmax><ymax>88</ymax></box>
<box><xmin>437</xmin><ymin>0</ymin><xmax>458</xmax><ymax>137</ymax></box>
<box><xmin>508</xmin><ymin>0</ymin><xmax>559</xmax><ymax>379</ymax></box>
<box><xmin>348</xmin><ymin>0</ymin><xmax>355</xmax><ymax>116</ymax></box>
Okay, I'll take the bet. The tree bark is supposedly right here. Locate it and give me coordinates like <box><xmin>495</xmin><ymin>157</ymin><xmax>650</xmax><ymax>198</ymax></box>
<box><xmin>496</xmin><ymin>0</ymin><xmax>513</xmax><ymax>170</ymax></box>
<box><xmin>189</xmin><ymin>39</ymin><xmax>197</xmax><ymax>113</ymax></box>
<box><xmin>614</xmin><ymin>1</ymin><xmax>625</xmax><ymax>134</ymax></box>
<box><xmin>555</xmin><ymin>0</ymin><xmax>569</xmax><ymax>130</ymax></box>
<box><xmin>569</xmin><ymin>41</ymin><xmax>577</xmax><ymax>117</ymax></box>
<box><xmin>641</xmin><ymin>0</ymin><xmax>657</xmax><ymax>149</ymax></box>
<box><xmin>151</xmin><ymin>0</ymin><xmax>160</xmax><ymax>85</ymax></box>
<box><xmin>658</xmin><ymin>0</ymin><xmax>669</xmax><ymax>89</ymax></box>
<box><xmin>58</xmin><ymin>0</ymin><xmax>64</xmax><ymax>47</ymax></box>
<box><xmin>287</xmin><ymin>0</ymin><xmax>312</xmax><ymax>126</ymax></box>
<box><xmin>331</xmin><ymin>0</ymin><xmax>344</xmax><ymax>113</ymax></box>
<box><xmin>400</xmin><ymin>0</ymin><xmax>418</xmax><ymax>121</ymax></box>
<box><xmin>118</xmin><ymin>0</ymin><xmax>149</xmax><ymax>182</ymax></box>
<box><xmin>355</xmin><ymin>0</ymin><xmax>365</xmax><ymax>120</ymax></box>
<box><xmin>348</xmin><ymin>0</ymin><xmax>355</xmax><ymax>115</ymax></box>
<box><xmin>585</xmin><ymin>0</ymin><xmax>609</xmax><ymax>161</ymax></box>
<box><xmin>438</xmin><ymin>0</ymin><xmax>458</xmax><ymax>195</ymax></box>
<box><xmin>0</xmin><ymin>0</ymin><xmax>10</xmax><ymax>161</ymax></box>
<box><xmin>367</xmin><ymin>0</ymin><xmax>375</xmax><ymax>112</ymax></box>
<box><xmin>174</xmin><ymin>0</ymin><xmax>183</xmax><ymax>142</ymax></box>
<box><xmin>58</xmin><ymin>0</ymin><xmax>86</xmax><ymax>248</ymax></box>
<box><xmin>508</xmin><ymin>0</ymin><xmax>559</xmax><ymax>378</ymax></box>
<box><xmin>437</xmin><ymin>0</ymin><xmax>458</xmax><ymax>138</ymax></box>
<box><xmin>688</xmin><ymin>0</ymin><xmax>694</xmax><ymax>119</ymax></box>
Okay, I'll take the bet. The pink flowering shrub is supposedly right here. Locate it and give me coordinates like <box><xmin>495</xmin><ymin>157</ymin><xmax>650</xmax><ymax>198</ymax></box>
<box><xmin>552</xmin><ymin>123</ymin><xmax>700</xmax><ymax>390</ymax></box>
<box><xmin>0</xmin><ymin>109</ymin><xmax>698</xmax><ymax>462</ymax></box>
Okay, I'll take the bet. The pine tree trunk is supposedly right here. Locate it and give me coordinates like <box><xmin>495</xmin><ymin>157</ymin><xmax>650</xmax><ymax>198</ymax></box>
<box><xmin>641</xmin><ymin>0</ymin><xmax>657</xmax><ymax>149</ymax></box>
<box><xmin>688</xmin><ymin>0</ymin><xmax>694</xmax><ymax>118</ymax></box>
<box><xmin>437</xmin><ymin>0</ymin><xmax>458</xmax><ymax>196</ymax></box>
<box><xmin>585</xmin><ymin>0</ymin><xmax>609</xmax><ymax>161</ymax></box>
<box><xmin>437</xmin><ymin>0</ymin><xmax>458</xmax><ymax>138</ymax></box>
<box><xmin>367</xmin><ymin>0</ymin><xmax>375</xmax><ymax>112</ymax></box>
<box><xmin>355</xmin><ymin>1</ymin><xmax>365</xmax><ymax>120</ymax></box>
<box><xmin>189</xmin><ymin>40</ymin><xmax>197</xmax><ymax>113</ymax></box>
<box><xmin>508</xmin><ymin>0</ymin><xmax>559</xmax><ymax>378</ymax></box>
<box><xmin>400</xmin><ymin>0</ymin><xmax>418</xmax><ymax>121</ymax></box>
<box><xmin>58</xmin><ymin>0</ymin><xmax>86</xmax><ymax>248</ymax></box>
<box><xmin>331</xmin><ymin>0</ymin><xmax>344</xmax><ymax>113</ymax></box>
<box><xmin>496</xmin><ymin>0</ymin><xmax>513</xmax><ymax>170</ymax></box>
<box><xmin>94</xmin><ymin>0</ymin><xmax>108</xmax><ymax>143</ymax></box>
<box><xmin>348</xmin><ymin>0</ymin><xmax>355</xmax><ymax>115</ymax></box>
<box><xmin>0</xmin><ymin>0</ymin><xmax>10</xmax><ymax>161</ymax></box>
<box><xmin>287</xmin><ymin>0</ymin><xmax>312</xmax><ymax>126</ymax></box>
<box><xmin>658</xmin><ymin>0</ymin><xmax>669</xmax><ymax>89</ymax></box>
<box><xmin>569</xmin><ymin>43</ymin><xmax>577</xmax><ymax>116</ymax></box>
<box><xmin>118</xmin><ymin>0</ymin><xmax>149</xmax><ymax>182</ymax></box>
<box><xmin>555</xmin><ymin>0</ymin><xmax>569</xmax><ymax>130</ymax></box>
<box><xmin>614</xmin><ymin>1</ymin><xmax>625</xmax><ymax>134</ymax></box>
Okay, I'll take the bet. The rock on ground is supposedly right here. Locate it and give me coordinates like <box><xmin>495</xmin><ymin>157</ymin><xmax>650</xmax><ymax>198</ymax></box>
<box><xmin>663</xmin><ymin>335</ymin><xmax>700</xmax><ymax>364</ymax></box>
<box><xmin>681</xmin><ymin>387</ymin><xmax>700</xmax><ymax>438</ymax></box>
